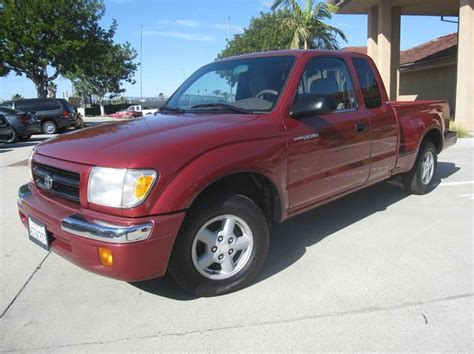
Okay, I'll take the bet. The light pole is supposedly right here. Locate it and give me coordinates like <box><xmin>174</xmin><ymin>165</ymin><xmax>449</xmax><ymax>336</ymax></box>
<box><xmin>140</xmin><ymin>24</ymin><xmax>143</xmax><ymax>105</ymax></box>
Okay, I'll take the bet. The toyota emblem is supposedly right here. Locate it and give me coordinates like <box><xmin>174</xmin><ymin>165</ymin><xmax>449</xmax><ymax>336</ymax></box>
<box><xmin>44</xmin><ymin>175</ymin><xmax>54</xmax><ymax>190</ymax></box>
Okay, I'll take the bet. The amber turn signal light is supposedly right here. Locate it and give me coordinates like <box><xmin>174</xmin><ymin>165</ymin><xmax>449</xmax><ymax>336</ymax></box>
<box><xmin>98</xmin><ymin>247</ymin><xmax>113</xmax><ymax>267</ymax></box>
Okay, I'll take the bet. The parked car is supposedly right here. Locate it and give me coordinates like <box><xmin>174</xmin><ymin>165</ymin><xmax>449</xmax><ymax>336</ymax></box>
<box><xmin>109</xmin><ymin>109</ymin><xmax>143</xmax><ymax>119</ymax></box>
<box><xmin>126</xmin><ymin>105</ymin><xmax>158</xmax><ymax>115</ymax></box>
<box><xmin>0</xmin><ymin>114</ymin><xmax>16</xmax><ymax>143</ymax></box>
<box><xmin>18</xmin><ymin>50</ymin><xmax>457</xmax><ymax>296</ymax></box>
<box><xmin>0</xmin><ymin>107</ymin><xmax>41</xmax><ymax>142</ymax></box>
<box><xmin>0</xmin><ymin>98</ymin><xmax>81</xmax><ymax>134</ymax></box>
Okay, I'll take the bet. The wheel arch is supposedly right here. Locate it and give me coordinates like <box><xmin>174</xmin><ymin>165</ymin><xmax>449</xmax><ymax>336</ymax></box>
<box><xmin>421</xmin><ymin>127</ymin><xmax>443</xmax><ymax>154</ymax></box>
<box><xmin>188</xmin><ymin>171</ymin><xmax>285</xmax><ymax>224</ymax></box>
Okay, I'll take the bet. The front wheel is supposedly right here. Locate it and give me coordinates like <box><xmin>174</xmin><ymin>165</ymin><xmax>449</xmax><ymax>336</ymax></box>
<box><xmin>402</xmin><ymin>141</ymin><xmax>438</xmax><ymax>195</ymax></box>
<box><xmin>168</xmin><ymin>194</ymin><xmax>269</xmax><ymax>297</ymax></box>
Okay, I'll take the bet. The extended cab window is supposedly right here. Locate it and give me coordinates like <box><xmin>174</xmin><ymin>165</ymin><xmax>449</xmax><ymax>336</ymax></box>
<box><xmin>294</xmin><ymin>57</ymin><xmax>357</xmax><ymax>112</ymax></box>
<box><xmin>352</xmin><ymin>58</ymin><xmax>382</xmax><ymax>109</ymax></box>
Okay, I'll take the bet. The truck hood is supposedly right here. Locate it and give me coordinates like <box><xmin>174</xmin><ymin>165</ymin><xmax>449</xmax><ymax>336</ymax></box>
<box><xmin>36</xmin><ymin>113</ymin><xmax>260</xmax><ymax>168</ymax></box>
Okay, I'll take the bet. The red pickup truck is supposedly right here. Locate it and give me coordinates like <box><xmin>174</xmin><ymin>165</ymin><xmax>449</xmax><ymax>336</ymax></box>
<box><xmin>18</xmin><ymin>50</ymin><xmax>456</xmax><ymax>296</ymax></box>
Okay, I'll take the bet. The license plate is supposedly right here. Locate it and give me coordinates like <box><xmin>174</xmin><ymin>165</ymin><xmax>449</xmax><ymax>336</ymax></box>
<box><xmin>28</xmin><ymin>217</ymin><xmax>50</xmax><ymax>251</ymax></box>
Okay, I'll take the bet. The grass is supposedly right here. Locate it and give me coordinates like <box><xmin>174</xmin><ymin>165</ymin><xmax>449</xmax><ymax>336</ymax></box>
<box><xmin>449</xmin><ymin>121</ymin><xmax>472</xmax><ymax>138</ymax></box>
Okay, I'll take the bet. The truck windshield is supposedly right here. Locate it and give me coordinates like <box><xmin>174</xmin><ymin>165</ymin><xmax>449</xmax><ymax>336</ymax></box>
<box><xmin>166</xmin><ymin>56</ymin><xmax>295</xmax><ymax>113</ymax></box>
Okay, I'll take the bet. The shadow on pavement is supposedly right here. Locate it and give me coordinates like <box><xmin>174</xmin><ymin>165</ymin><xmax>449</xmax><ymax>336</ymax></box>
<box><xmin>132</xmin><ymin>163</ymin><xmax>460</xmax><ymax>300</ymax></box>
<box><xmin>131</xmin><ymin>274</ymin><xmax>198</xmax><ymax>301</ymax></box>
<box><xmin>0</xmin><ymin>136</ymin><xmax>52</xmax><ymax>149</ymax></box>
<box><xmin>436</xmin><ymin>161</ymin><xmax>461</xmax><ymax>181</ymax></box>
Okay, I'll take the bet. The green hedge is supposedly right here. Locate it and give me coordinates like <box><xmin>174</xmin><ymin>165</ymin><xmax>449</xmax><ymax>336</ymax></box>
<box><xmin>104</xmin><ymin>103</ymin><xmax>133</xmax><ymax>114</ymax></box>
<box><xmin>85</xmin><ymin>105</ymin><xmax>101</xmax><ymax>116</ymax></box>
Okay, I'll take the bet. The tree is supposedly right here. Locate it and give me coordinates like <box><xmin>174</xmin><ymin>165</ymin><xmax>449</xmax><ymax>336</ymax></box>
<box><xmin>71</xmin><ymin>42</ymin><xmax>137</xmax><ymax>115</ymax></box>
<box><xmin>271</xmin><ymin>0</ymin><xmax>346</xmax><ymax>50</ymax></box>
<box><xmin>71</xmin><ymin>42</ymin><xmax>137</xmax><ymax>101</ymax></box>
<box><xmin>218</xmin><ymin>10</ymin><xmax>294</xmax><ymax>58</ymax></box>
<box><xmin>0</xmin><ymin>0</ymin><xmax>119</xmax><ymax>98</ymax></box>
<box><xmin>47</xmin><ymin>82</ymin><xmax>57</xmax><ymax>98</ymax></box>
<box><xmin>11</xmin><ymin>94</ymin><xmax>24</xmax><ymax>101</ymax></box>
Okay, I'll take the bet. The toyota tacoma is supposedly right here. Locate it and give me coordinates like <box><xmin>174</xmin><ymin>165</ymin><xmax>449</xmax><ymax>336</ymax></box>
<box><xmin>18</xmin><ymin>50</ymin><xmax>457</xmax><ymax>296</ymax></box>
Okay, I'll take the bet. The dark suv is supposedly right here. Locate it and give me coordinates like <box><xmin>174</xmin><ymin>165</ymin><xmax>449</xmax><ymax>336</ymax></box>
<box><xmin>1</xmin><ymin>98</ymin><xmax>81</xmax><ymax>134</ymax></box>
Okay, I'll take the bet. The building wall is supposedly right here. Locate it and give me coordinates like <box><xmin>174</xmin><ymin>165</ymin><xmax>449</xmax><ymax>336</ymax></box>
<box><xmin>399</xmin><ymin>62</ymin><xmax>457</xmax><ymax>116</ymax></box>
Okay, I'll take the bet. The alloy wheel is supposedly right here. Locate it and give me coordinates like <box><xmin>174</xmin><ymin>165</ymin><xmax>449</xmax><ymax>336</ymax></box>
<box><xmin>191</xmin><ymin>214</ymin><xmax>254</xmax><ymax>280</ymax></box>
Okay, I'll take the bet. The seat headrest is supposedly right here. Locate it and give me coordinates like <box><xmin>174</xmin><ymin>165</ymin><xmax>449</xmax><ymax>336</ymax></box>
<box><xmin>310</xmin><ymin>77</ymin><xmax>339</xmax><ymax>95</ymax></box>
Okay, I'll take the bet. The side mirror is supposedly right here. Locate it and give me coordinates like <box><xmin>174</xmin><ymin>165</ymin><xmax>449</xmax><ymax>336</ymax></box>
<box><xmin>290</xmin><ymin>94</ymin><xmax>336</xmax><ymax>118</ymax></box>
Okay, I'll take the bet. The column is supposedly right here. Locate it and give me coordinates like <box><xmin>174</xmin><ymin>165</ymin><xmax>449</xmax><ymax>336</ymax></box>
<box><xmin>455</xmin><ymin>0</ymin><xmax>474</xmax><ymax>130</ymax></box>
<box><xmin>391</xmin><ymin>7</ymin><xmax>401</xmax><ymax>100</ymax></box>
<box><xmin>367</xmin><ymin>6</ymin><xmax>378</xmax><ymax>62</ymax></box>
<box><xmin>376</xmin><ymin>0</ymin><xmax>400</xmax><ymax>100</ymax></box>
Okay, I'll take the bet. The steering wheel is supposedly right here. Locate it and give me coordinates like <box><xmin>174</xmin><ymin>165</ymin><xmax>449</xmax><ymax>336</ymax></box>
<box><xmin>256</xmin><ymin>89</ymin><xmax>278</xmax><ymax>100</ymax></box>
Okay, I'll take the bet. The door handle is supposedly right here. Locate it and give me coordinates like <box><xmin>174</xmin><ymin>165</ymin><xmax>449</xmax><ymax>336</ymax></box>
<box><xmin>355</xmin><ymin>122</ymin><xmax>368</xmax><ymax>133</ymax></box>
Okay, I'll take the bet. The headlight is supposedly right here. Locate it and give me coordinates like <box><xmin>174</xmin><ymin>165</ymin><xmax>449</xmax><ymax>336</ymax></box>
<box><xmin>87</xmin><ymin>167</ymin><xmax>157</xmax><ymax>208</ymax></box>
<box><xmin>28</xmin><ymin>147</ymin><xmax>36</xmax><ymax>181</ymax></box>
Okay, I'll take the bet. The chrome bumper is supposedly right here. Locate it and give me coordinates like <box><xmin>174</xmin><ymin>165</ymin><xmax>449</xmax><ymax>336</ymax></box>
<box><xmin>61</xmin><ymin>214</ymin><xmax>153</xmax><ymax>244</ymax></box>
<box><xmin>19</xmin><ymin>183</ymin><xmax>153</xmax><ymax>244</ymax></box>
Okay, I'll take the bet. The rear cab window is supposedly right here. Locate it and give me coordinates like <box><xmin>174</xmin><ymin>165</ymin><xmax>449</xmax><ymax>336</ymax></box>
<box><xmin>294</xmin><ymin>56</ymin><xmax>358</xmax><ymax>112</ymax></box>
<box><xmin>352</xmin><ymin>57</ymin><xmax>382</xmax><ymax>109</ymax></box>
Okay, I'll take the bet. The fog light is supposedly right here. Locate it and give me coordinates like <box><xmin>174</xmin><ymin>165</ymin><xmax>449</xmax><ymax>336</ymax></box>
<box><xmin>98</xmin><ymin>247</ymin><xmax>113</xmax><ymax>267</ymax></box>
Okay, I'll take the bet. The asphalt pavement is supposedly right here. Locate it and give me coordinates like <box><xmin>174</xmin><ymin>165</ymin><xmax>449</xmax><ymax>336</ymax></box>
<box><xmin>0</xmin><ymin>125</ymin><xmax>472</xmax><ymax>351</ymax></box>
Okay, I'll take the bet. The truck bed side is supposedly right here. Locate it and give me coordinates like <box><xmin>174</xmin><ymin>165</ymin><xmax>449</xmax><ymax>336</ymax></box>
<box><xmin>391</xmin><ymin>100</ymin><xmax>450</xmax><ymax>173</ymax></box>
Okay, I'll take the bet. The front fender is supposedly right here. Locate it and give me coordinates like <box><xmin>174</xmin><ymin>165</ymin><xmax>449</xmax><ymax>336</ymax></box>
<box><xmin>148</xmin><ymin>137</ymin><xmax>288</xmax><ymax>216</ymax></box>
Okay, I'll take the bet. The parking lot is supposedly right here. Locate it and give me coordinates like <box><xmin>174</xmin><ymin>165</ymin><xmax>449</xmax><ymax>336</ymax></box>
<box><xmin>0</xmin><ymin>124</ymin><xmax>472</xmax><ymax>351</ymax></box>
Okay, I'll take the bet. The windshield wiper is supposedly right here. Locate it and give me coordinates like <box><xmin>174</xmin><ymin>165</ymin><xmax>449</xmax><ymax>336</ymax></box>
<box><xmin>190</xmin><ymin>103</ymin><xmax>252</xmax><ymax>114</ymax></box>
<box><xmin>159</xmin><ymin>106</ymin><xmax>186</xmax><ymax>114</ymax></box>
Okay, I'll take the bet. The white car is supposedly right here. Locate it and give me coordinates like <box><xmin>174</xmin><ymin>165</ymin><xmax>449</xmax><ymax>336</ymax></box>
<box><xmin>127</xmin><ymin>105</ymin><xmax>157</xmax><ymax>115</ymax></box>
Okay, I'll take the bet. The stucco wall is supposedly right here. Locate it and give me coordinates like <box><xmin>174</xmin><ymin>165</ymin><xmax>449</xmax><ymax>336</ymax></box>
<box><xmin>399</xmin><ymin>63</ymin><xmax>457</xmax><ymax>116</ymax></box>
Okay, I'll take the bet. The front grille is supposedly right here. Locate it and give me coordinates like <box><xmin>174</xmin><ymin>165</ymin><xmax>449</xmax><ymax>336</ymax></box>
<box><xmin>33</xmin><ymin>163</ymin><xmax>80</xmax><ymax>202</ymax></box>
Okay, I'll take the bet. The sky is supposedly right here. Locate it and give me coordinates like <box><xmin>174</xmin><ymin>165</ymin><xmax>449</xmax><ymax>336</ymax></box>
<box><xmin>0</xmin><ymin>0</ymin><xmax>459</xmax><ymax>101</ymax></box>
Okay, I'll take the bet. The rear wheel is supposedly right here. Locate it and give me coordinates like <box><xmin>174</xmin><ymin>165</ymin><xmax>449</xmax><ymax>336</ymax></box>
<box><xmin>42</xmin><ymin>121</ymin><xmax>58</xmax><ymax>134</ymax></box>
<box><xmin>169</xmin><ymin>194</ymin><xmax>269</xmax><ymax>297</ymax></box>
<box><xmin>402</xmin><ymin>141</ymin><xmax>438</xmax><ymax>195</ymax></box>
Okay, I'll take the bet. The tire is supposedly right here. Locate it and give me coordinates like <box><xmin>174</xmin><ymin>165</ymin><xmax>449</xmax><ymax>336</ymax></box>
<box><xmin>402</xmin><ymin>141</ymin><xmax>438</xmax><ymax>195</ymax></box>
<box><xmin>5</xmin><ymin>128</ymin><xmax>17</xmax><ymax>143</ymax></box>
<box><xmin>18</xmin><ymin>134</ymin><xmax>31</xmax><ymax>141</ymax></box>
<box><xmin>42</xmin><ymin>121</ymin><xmax>58</xmax><ymax>134</ymax></box>
<box><xmin>169</xmin><ymin>194</ymin><xmax>270</xmax><ymax>297</ymax></box>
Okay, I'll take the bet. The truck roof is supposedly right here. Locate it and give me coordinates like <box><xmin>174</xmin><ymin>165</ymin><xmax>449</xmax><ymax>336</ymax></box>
<box><xmin>216</xmin><ymin>49</ymin><xmax>372</xmax><ymax>63</ymax></box>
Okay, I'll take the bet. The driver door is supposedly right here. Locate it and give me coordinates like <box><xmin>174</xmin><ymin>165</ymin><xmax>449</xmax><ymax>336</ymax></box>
<box><xmin>285</xmin><ymin>56</ymin><xmax>372</xmax><ymax>211</ymax></box>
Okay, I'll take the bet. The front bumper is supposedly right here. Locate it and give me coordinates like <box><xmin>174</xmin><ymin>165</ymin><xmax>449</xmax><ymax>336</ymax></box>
<box><xmin>26</xmin><ymin>122</ymin><xmax>42</xmax><ymax>134</ymax></box>
<box><xmin>16</xmin><ymin>122</ymin><xmax>41</xmax><ymax>136</ymax></box>
<box><xmin>56</xmin><ymin>117</ymin><xmax>78</xmax><ymax>130</ymax></box>
<box><xmin>18</xmin><ymin>183</ymin><xmax>186</xmax><ymax>281</ymax></box>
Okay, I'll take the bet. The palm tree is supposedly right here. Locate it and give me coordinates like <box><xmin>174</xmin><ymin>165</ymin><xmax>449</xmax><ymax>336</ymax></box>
<box><xmin>271</xmin><ymin>0</ymin><xmax>346</xmax><ymax>50</ymax></box>
<box><xmin>11</xmin><ymin>93</ymin><xmax>24</xmax><ymax>101</ymax></box>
